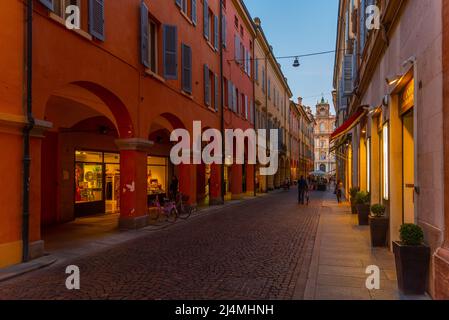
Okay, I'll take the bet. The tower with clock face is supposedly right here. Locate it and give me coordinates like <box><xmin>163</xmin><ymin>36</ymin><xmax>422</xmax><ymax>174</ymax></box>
<box><xmin>313</xmin><ymin>97</ymin><xmax>336</xmax><ymax>176</ymax></box>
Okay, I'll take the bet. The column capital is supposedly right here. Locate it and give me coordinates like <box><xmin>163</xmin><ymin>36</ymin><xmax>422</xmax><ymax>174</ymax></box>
<box><xmin>115</xmin><ymin>138</ymin><xmax>154</xmax><ymax>152</ymax></box>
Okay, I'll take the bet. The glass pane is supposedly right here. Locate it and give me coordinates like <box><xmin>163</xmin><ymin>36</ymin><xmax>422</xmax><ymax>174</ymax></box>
<box><xmin>75</xmin><ymin>150</ymin><xmax>102</xmax><ymax>163</ymax></box>
<box><xmin>147</xmin><ymin>165</ymin><xmax>167</xmax><ymax>195</ymax></box>
<box><xmin>104</xmin><ymin>153</ymin><xmax>120</xmax><ymax>164</ymax></box>
<box><xmin>75</xmin><ymin>163</ymin><xmax>103</xmax><ymax>203</ymax></box>
<box><xmin>147</xmin><ymin>156</ymin><xmax>167</xmax><ymax>166</ymax></box>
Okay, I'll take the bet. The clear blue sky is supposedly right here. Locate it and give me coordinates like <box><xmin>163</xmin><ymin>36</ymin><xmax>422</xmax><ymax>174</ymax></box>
<box><xmin>244</xmin><ymin>0</ymin><xmax>338</xmax><ymax>113</ymax></box>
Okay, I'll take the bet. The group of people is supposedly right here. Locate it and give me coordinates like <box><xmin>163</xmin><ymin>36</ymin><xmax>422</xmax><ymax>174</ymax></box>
<box><xmin>296</xmin><ymin>175</ymin><xmax>343</xmax><ymax>205</ymax></box>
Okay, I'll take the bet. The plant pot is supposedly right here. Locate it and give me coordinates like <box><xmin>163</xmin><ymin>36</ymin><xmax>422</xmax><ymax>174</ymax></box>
<box><xmin>369</xmin><ymin>216</ymin><xmax>389</xmax><ymax>247</ymax></box>
<box><xmin>356</xmin><ymin>204</ymin><xmax>370</xmax><ymax>225</ymax></box>
<box><xmin>393</xmin><ymin>241</ymin><xmax>430</xmax><ymax>295</ymax></box>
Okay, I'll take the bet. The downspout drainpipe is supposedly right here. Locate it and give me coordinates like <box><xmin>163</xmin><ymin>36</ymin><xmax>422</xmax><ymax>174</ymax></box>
<box><xmin>219</xmin><ymin>1</ymin><xmax>225</xmax><ymax>204</ymax></box>
<box><xmin>23</xmin><ymin>0</ymin><xmax>35</xmax><ymax>262</ymax></box>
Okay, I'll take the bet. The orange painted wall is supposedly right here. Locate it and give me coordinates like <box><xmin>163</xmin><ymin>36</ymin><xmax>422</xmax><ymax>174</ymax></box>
<box><xmin>0</xmin><ymin>0</ymin><xmax>258</xmax><ymax>266</ymax></box>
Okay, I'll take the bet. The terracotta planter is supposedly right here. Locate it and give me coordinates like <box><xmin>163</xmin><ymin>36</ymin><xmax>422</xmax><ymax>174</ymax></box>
<box><xmin>393</xmin><ymin>241</ymin><xmax>430</xmax><ymax>295</ymax></box>
<box><xmin>369</xmin><ymin>216</ymin><xmax>389</xmax><ymax>247</ymax></box>
<box><xmin>356</xmin><ymin>204</ymin><xmax>370</xmax><ymax>225</ymax></box>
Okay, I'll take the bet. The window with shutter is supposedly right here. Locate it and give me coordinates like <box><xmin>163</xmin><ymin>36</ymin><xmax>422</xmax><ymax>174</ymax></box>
<box><xmin>214</xmin><ymin>15</ymin><xmax>219</xmax><ymax>51</ymax></box>
<box><xmin>343</xmin><ymin>54</ymin><xmax>353</xmax><ymax>95</ymax></box>
<box><xmin>203</xmin><ymin>0</ymin><xmax>209</xmax><ymax>39</ymax></box>
<box><xmin>235</xmin><ymin>35</ymin><xmax>240</xmax><ymax>64</ymax></box>
<box><xmin>40</xmin><ymin>0</ymin><xmax>54</xmax><ymax>11</ymax></box>
<box><xmin>163</xmin><ymin>25</ymin><xmax>178</xmax><ymax>79</ymax></box>
<box><xmin>262</xmin><ymin>70</ymin><xmax>265</xmax><ymax>92</ymax></box>
<box><xmin>245</xmin><ymin>95</ymin><xmax>248</xmax><ymax>119</ymax></box>
<box><xmin>204</xmin><ymin>65</ymin><xmax>210</xmax><ymax>106</ymax></box>
<box><xmin>214</xmin><ymin>74</ymin><xmax>219</xmax><ymax>111</ymax></box>
<box><xmin>141</xmin><ymin>2</ymin><xmax>150</xmax><ymax>68</ymax></box>
<box><xmin>255</xmin><ymin>59</ymin><xmax>259</xmax><ymax>82</ymax></box>
<box><xmin>222</xmin><ymin>15</ymin><xmax>227</xmax><ymax>48</ymax></box>
<box><xmin>89</xmin><ymin>0</ymin><xmax>105</xmax><ymax>41</ymax></box>
<box><xmin>182</xmin><ymin>44</ymin><xmax>192</xmax><ymax>94</ymax></box>
<box><xmin>360</xmin><ymin>0</ymin><xmax>366</xmax><ymax>50</ymax></box>
<box><xmin>228</xmin><ymin>81</ymin><xmax>233</xmax><ymax>109</ymax></box>
<box><xmin>192</xmin><ymin>0</ymin><xmax>197</xmax><ymax>25</ymax></box>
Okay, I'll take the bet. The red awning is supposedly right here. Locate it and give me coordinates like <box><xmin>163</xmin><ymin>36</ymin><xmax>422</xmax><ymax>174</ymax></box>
<box><xmin>330</xmin><ymin>109</ymin><xmax>367</xmax><ymax>141</ymax></box>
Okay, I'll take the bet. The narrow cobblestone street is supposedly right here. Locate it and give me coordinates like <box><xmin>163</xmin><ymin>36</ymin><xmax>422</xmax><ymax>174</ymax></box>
<box><xmin>0</xmin><ymin>189</ymin><xmax>323</xmax><ymax>300</ymax></box>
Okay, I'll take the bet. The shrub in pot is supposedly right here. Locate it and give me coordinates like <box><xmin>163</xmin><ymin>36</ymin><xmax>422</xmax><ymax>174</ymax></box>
<box><xmin>355</xmin><ymin>191</ymin><xmax>370</xmax><ymax>225</ymax></box>
<box><xmin>369</xmin><ymin>204</ymin><xmax>388</xmax><ymax>247</ymax></box>
<box><xmin>349</xmin><ymin>187</ymin><xmax>360</xmax><ymax>214</ymax></box>
<box><xmin>393</xmin><ymin>224</ymin><xmax>430</xmax><ymax>295</ymax></box>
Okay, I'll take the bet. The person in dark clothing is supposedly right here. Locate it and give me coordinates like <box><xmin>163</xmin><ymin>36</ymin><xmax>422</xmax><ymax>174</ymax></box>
<box><xmin>170</xmin><ymin>175</ymin><xmax>179</xmax><ymax>200</ymax></box>
<box><xmin>298</xmin><ymin>176</ymin><xmax>308</xmax><ymax>205</ymax></box>
<box><xmin>335</xmin><ymin>179</ymin><xmax>343</xmax><ymax>203</ymax></box>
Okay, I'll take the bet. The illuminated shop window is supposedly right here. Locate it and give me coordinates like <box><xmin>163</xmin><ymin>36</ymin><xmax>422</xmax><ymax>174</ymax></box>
<box><xmin>382</xmin><ymin>124</ymin><xmax>389</xmax><ymax>200</ymax></box>
<box><xmin>367</xmin><ymin>138</ymin><xmax>371</xmax><ymax>193</ymax></box>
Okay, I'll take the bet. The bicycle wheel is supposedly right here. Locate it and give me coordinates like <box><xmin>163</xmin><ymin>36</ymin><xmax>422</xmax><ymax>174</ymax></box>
<box><xmin>166</xmin><ymin>208</ymin><xmax>178</xmax><ymax>223</ymax></box>
<box><xmin>148</xmin><ymin>207</ymin><xmax>160</xmax><ymax>222</ymax></box>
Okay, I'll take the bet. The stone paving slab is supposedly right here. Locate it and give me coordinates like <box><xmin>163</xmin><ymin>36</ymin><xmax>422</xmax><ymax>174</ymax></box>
<box><xmin>303</xmin><ymin>194</ymin><xmax>431</xmax><ymax>300</ymax></box>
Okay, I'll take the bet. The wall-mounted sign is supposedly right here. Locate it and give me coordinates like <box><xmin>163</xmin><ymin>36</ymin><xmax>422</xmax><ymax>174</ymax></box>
<box><xmin>400</xmin><ymin>79</ymin><xmax>414</xmax><ymax>115</ymax></box>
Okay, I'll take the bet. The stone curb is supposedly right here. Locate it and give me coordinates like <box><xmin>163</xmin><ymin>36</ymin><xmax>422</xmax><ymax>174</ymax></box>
<box><xmin>0</xmin><ymin>256</ymin><xmax>57</xmax><ymax>283</ymax></box>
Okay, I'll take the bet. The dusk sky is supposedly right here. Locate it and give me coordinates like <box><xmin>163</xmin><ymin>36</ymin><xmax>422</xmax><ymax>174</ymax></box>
<box><xmin>244</xmin><ymin>0</ymin><xmax>338</xmax><ymax>113</ymax></box>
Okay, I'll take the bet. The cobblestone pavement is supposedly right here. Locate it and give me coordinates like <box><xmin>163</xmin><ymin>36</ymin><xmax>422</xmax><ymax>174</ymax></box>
<box><xmin>0</xmin><ymin>189</ymin><xmax>323</xmax><ymax>300</ymax></box>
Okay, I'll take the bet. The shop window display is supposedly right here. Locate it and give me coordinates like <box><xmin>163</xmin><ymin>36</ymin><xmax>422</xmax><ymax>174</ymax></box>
<box><xmin>75</xmin><ymin>150</ymin><xmax>121</xmax><ymax>216</ymax></box>
<box><xmin>147</xmin><ymin>156</ymin><xmax>168</xmax><ymax>203</ymax></box>
<box><xmin>75</xmin><ymin>151</ymin><xmax>104</xmax><ymax>204</ymax></box>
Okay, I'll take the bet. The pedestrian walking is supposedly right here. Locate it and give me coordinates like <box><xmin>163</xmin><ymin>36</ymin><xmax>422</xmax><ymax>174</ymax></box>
<box><xmin>335</xmin><ymin>179</ymin><xmax>343</xmax><ymax>203</ymax></box>
<box><xmin>298</xmin><ymin>176</ymin><xmax>308</xmax><ymax>205</ymax></box>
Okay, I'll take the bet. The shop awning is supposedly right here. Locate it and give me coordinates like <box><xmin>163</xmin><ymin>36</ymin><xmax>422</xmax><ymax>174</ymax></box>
<box><xmin>330</xmin><ymin>109</ymin><xmax>367</xmax><ymax>141</ymax></box>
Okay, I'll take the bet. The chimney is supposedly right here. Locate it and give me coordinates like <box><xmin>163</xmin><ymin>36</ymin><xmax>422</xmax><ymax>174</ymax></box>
<box><xmin>297</xmin><ymin>97</ymin><xmax>303</xmax><ymax>106</ymax></box>
<box><xmin>254</xmin><ymin>17</ymin><xmax>261</xmax><ymax>26</ymax></box>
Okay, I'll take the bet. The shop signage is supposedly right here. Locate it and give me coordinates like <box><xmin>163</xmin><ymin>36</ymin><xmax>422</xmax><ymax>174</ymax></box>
<box><xmin>399</xmin><ymin>79</ymin><xmax>414</xmax><ymax>115</ymax></box>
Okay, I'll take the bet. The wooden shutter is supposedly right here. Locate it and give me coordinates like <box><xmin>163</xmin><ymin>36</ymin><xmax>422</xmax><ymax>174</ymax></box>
<box><xmin>255</xmin><ymin>59</ymin><xmax>258</xmax><ymax>81</ymax></box>
<box><xmin>163</xmin><ymin>25</ymin><xmax>178</xmax><ymax>79</ymax></box>
<box><xmin>214</xmin><ymin>15</ymin><xmax>219</xmax><ymax>51</ymax></box>
<box><xmin>89</xmin><ymin>0</ymin><xmax>105</xmax><ymax>41</ymax></box>
<box><xmin>228</xmin><ymin>81</ymin><xmax>233</xmax><ymax>109</ymax></box>
<box><xmin>175</xmin><ymin>0</ymin><xmax>182</xmax><ymax>8</ymax></box>
<box><xmin>360</xmin><ymin>0</ymin><xmax>366</xmax><ymax>50</ymax></box>
<box><xmin>140</xmin><ymin>2</ymin><xmax>150</xmax><ymax>68</ymax></box>
<box><xmin>343</xmin><ymin>54</ymin><xmax>353</xmax><ymax>95</ymax></box>
<box><xmin>204</xmin><ymin>65</ymin><xmax>210</xmax><ymax>106</ymax></box>
<box><xmin>235</xmin><ymin>35</ymin><xmax>240</xmax><ymax>64</ymax></box>
<box><xmin>214</xmin><ymin>74</ymin><xmax>219</xmax><ymax>111</ymax></box>
<box><xmin>222</xmin><ymin>15</ymin><xmax>227</xmax><ymax>48</ymax></box>
<box><xmin>203</xmin><ymin>0</ymin><xmax>209</xmax><ymax>40</ymax></box>
<box><xmin>232</xmin><ymin>85</ymin><xmax>237</xmax><ymax>112</ymax></box>
<box><xmin>39</xmin><ymin>0</ymin><xmax>54</xmax><ymax>11</ymax></box>
<box><xmin>245</xmin><ymin>95</ymin><xmax>248</xmax><ymax>119</ymax></box>
<box><xmin>192</xmin><ymin>0</ymin><xmax>197</xmax><ymax>25</ymax></box>
<box><xmin>182</xmin><ymin>44</ymin><xmax>192</xmax><ymax>93</ymax></box>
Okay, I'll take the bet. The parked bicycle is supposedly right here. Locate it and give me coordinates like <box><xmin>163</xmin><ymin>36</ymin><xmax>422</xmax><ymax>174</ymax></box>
<box><xmin>176</xmin><ymin>193</ymin><xmax>197</xmax><ymax>219</ymax></box>
<box><xmin>149</xmin><ymin>195</ymin><xmax>178</xmax><ymax>223</ymax></box>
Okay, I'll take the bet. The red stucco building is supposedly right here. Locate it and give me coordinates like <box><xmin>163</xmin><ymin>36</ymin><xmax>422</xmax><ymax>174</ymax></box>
<box><xmin>0</xmin><ymin>0</ymin><xmax>256</xmax><ymax>268</ymax></box>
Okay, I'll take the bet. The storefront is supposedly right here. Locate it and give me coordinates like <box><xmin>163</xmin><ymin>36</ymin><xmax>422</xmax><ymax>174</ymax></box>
<box><xmin>75</xmin><ymin>150</ymin><xmax>120</xmax><ymax>217</ymax></box>
<box><xmin>147</xmin><ymin>156</ymin><xmax>170</xmax><ymax>204</ymax></box>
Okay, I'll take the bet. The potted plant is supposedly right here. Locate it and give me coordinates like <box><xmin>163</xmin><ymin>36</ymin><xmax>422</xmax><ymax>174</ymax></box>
<box><xmin>349</xmin><ymin>187</ymin><xmax>360</xmax><ymax>214</ymax></box>
<box><xmin>355</xmin><ymin>191</ymin><xmax>370</xmax><ymax>225</ymax></box>
<box><xmin>393</xmin><ymin>224</ymin><xmax>430</xmax><ymax>295</ymax></box>
<box><xmin>369</xmin><ymin>204</ymin><xmax>388</xmax><ymax>247</ymax></box>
